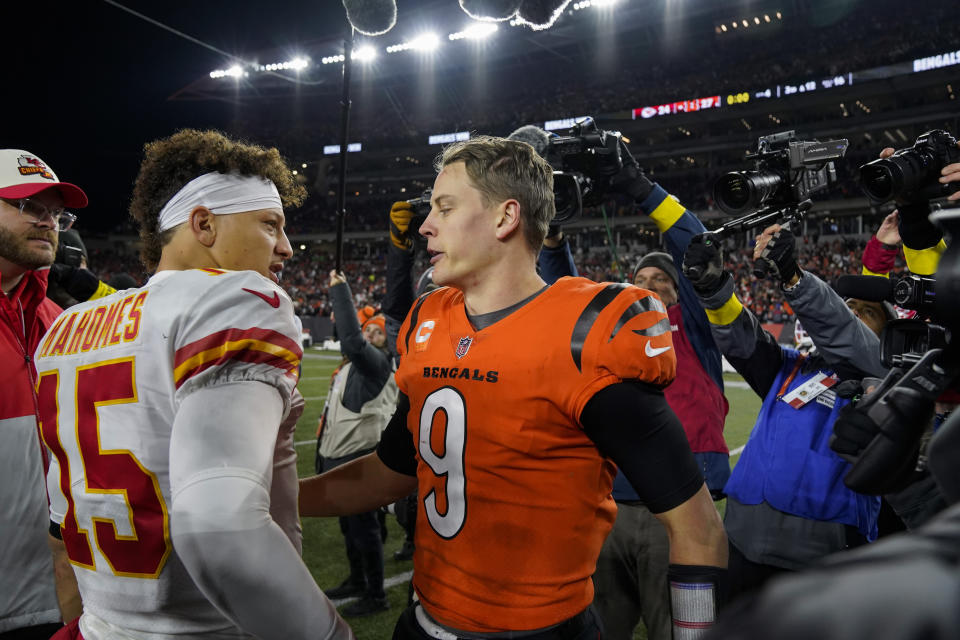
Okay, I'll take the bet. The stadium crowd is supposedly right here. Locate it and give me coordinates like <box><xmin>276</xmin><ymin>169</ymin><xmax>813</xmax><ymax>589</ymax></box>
<box><xmin>74</xmin><ymin>230</ymin><xmax>892</xmax><ymax>327</ymax></box>
<box><xmin>4</xmin><ymin>0</ymin><xmax>960</xmax><ymax>638</ymax></box>
<box><xmin>235</xmin><ymin>0</ymin><xmax>955</xmax><ymax>160</ymax></box>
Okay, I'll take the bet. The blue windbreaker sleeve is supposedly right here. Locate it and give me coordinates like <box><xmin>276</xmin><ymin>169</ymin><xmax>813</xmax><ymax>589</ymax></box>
<box><xmin>638</xmin><ymin>185</ymin><xmax>724</xmax><ymax>390</ymax></box>
<box><xmin>538</xmin><ymin>238</ymin><xmax>578</xmax><ymax>284</ymax></box>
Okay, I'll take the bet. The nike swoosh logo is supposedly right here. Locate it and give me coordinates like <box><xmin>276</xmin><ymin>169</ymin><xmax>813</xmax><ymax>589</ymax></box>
<box><xmin>242</xmin><ymin>288</ymin><xmax>280</xmax><ymax>308</ymax></box>
<box><xmin>645</xmin><ymin>343</ymin><xmax>672</xmax><ymax>357</ymax></box>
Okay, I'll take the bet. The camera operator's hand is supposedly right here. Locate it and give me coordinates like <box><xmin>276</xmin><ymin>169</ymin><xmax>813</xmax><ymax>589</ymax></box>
<box><xmin>328</xmin><ymin>270</ymin><xmax>346</xmax><ymax>288</ymax></box>
<box><xmin>942</xmin><ymin>157</ymin><xmax>960</xmax><ymax>201</ymax></box>
<box><xmin>389</xmin><ymin>201</ymin><xmax>415</xmax><ymax>250</ymax></box>
<box><xmin>543</xmin><ymin>226</ymin><xmax>564</xmax><ymax>248</ymax></box>
<box><xmin>754</xmin><ymin>224</ymin><xmax>801</xmax><ymax>286</ymax></box>
<box><xmin>610</xmin><ymin>140</ymin><xmax>654</xmax><ymax>203</ymax></box>
<box><xmin>49</xmin><ymin>263</ymin><xmax>108</xmax><ymax>302</ymax></box>
<box><xmin>876</xmin><ymin>211</ymin><xmax>901</xmax><ymax>247</ymax></box>
<box><xmin>682</xmin><ymin>233</ymin><xmax>727</xmax><ymax>296</ymax></box>
<box><xmin>830</xmin><ymin>401</ymin><xmax>881</xmax><ymax>462</ymax></box>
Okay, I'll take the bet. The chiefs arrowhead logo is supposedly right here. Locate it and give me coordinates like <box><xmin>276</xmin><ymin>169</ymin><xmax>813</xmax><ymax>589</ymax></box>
<box><xmin>242</xmin><ymin>288</ymin><xmax>280</xmax><ymax>308</ymax></box>
<box><xmin>17</xmin><ymin>155</ymin><xmax>54</xmax><ymax>181</ymax></box>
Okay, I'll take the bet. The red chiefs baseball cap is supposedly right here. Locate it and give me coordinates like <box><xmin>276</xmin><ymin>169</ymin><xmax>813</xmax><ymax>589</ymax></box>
<box><xmin>0</xmin><ymin>149</ymin><xmax>88</xmax><ymax>208</ymax></box>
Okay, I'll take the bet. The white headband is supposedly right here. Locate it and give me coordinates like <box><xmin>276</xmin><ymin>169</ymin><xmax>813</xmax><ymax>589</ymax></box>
<box><xmin>157</xmin><ymin>172</ymin><xmax>283</xmax><ymax>232</ymax></box>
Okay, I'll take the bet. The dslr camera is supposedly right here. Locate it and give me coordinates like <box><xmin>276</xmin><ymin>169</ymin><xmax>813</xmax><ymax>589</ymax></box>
<box><xmin>714</xmin><ymin>130</ymin><xmax>848</xmax><ymax>217</ymax></box>
<box><xmin>859</xmin><ymin>129</ymin><xmax>960</xmax><ymax>204</ymax></box>
<box><xmin>405</xmin><ymin>188</ymin><xmax>433</xmax><ymax>238</ymax></box>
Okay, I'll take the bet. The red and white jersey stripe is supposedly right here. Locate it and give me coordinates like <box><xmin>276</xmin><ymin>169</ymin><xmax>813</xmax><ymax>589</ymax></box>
<box><xmin>34</xmin><ymin>268</ymin><xmax>301</xmax><ymax>639</ymax></box>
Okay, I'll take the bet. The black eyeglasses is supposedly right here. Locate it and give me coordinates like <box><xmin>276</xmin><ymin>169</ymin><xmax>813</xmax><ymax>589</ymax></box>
<box><xmin>2</xmin><ymin>197</ymin><xmax>77</xmax><ymax>231</ymax></box>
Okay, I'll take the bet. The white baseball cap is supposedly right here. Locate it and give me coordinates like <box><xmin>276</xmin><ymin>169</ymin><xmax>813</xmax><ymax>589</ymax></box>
<box><xmin>0</xmin><ymin>149</ymin><xmax>88</xmax><ymax>208</ymax></box>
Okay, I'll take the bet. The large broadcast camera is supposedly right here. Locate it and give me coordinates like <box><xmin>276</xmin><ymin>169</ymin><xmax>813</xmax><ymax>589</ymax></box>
<box><xmin>685</xmin><ymin>131</ymin><xmax>848</xmax><ymax>281</ymax></box>
<box><xmin>859</xmin><ymin>129</ymin><xmax>960</xmax><ymax>204</ymax></box>
<box><xmin>831</xmin><ymin>210</ymin><xmax>960</xmax><ymax>496</ymax></box>
<box><xmin>710</xmin><ymin>130</ymin><xmax>848</xmax><ymax>237</ymax></box>
<box><xmin>542</xmin><ymin>117</ymin><xmax>628</xmax><ymax>224</ymax></box>
<box><xmin>836</xmin><ymin>272</ymin><xmax>942</xmax><ymax>369</ymax></box>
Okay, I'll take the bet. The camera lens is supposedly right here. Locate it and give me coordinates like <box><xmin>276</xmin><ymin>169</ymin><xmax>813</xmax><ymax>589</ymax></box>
<box><xmin>859</xmin><ymin>148</ymin><xmax>941</xmax><ymax>204</ymax></box>
<box><xmin>859</xmin><ymin>159</ymin><xmax>899</xmax><ymax>203</ymax></box>
<box><xmin>552</xmin><ymin>171</ymin><xmax>583</xmax><ymax>225</ymax></box>
<box><xmin>713</xmin><ymin>170</ymin><xmax>783</xmax><ymax>215</ymax></box>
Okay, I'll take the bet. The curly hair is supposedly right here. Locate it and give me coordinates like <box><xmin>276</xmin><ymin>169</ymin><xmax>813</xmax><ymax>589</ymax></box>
<box><xmin>129</xmin><ymin>129</ymin><xmax>306</xmax><ymax>270</ymax></box>
<box><xmin>436</xmin><ymin>136</ymin><xmax>555</xmax><ymax>253</ymax></box>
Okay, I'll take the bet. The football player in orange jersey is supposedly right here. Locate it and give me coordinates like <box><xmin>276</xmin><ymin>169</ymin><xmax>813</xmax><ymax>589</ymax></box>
<box><xmin>300</xmin><ymin>136</ymin><xmax>727</xmax><ymax>639</ymax></box>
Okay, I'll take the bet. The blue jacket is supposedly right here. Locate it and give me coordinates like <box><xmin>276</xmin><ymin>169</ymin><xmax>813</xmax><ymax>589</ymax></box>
<box><xmin>699</xmin><ymin>273</ymin><xmax>881</xmax><ymax>542</ymax></box>
<box><xmin>726</xmin><ymin>348</ymin><xmax>879</xmax><ymax>539</ymax></box>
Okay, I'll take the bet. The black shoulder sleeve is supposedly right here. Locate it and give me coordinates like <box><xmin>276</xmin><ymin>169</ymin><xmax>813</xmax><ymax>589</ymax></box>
<box><xmin>376</xmin><ymin>393</ymin><xmax>417</xmax><ymax>476</ymax></box>
<box><xmin>49</xmin><ymin>520</ymin><xmax>63</xmax><ymax>540</ymax></box>
<box><xmin>582</xmin><ymin>381</ymin><xmax>703</xmax><ymax>513</ymax></box>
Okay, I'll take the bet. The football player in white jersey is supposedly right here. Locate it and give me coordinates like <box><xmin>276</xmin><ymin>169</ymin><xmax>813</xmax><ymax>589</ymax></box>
<box><xmin>35</xmin><ymin>130</ymin><xmax>354</xmax><ymax>640</ymax></box>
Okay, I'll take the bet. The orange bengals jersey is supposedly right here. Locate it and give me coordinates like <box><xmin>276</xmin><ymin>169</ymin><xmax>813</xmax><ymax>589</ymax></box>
<box><xmin>395</xmin><ymin>276</ymin><xmax>676</xmax><ymax>633</ymax></box>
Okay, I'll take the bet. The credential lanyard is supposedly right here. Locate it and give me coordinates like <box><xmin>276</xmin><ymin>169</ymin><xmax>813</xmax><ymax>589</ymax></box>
<box><xmin>776</xmin><ymin>353</ymin><xmax>807</xmax><ymax>400</ymax></box>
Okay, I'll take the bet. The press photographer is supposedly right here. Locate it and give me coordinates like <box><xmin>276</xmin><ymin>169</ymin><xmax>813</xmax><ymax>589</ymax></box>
<box><xmin>673</xmin><ymin>129</ymin><xmax>907</xmax><ymax>603</ymax></box>
<box><xmin>862</xmin><ymin>130</ymin><xmax>960</xmax><ymax>282</ymax></box>
<box><xmin>704</xmin><ymin>209</ymin><xmax>960</xmax><ymax>640</ymax></box>
<box><xmin>825</xmin><ymin>132</ymin><xmax>960</xmax><ymax>501</ymax></box>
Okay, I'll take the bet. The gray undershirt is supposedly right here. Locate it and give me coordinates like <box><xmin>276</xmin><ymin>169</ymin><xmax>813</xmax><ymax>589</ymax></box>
<box><xmin>466</xmin><ymin>285</ymin><xmax>549</xmax><ymax>331</ymax></box>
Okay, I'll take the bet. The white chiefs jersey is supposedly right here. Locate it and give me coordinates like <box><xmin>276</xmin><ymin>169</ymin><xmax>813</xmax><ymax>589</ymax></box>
<box><xmin>34</xmin><ymin>268</ymin><xmax>302</xmax><ymax>639</ymax></box>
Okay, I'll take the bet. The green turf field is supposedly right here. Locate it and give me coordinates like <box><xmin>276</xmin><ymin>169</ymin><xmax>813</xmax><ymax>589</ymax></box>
<box><xmin>294</xmin><ymin>352</ymin><xmax>763</xmax><ymax>639</ymax></box>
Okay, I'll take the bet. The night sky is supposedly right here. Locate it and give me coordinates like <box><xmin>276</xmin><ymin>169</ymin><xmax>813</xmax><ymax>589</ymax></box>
<box><xmin>9</xmin><ymin>1</ymin><xmax>354</xmax><ymax>231</ymax></box>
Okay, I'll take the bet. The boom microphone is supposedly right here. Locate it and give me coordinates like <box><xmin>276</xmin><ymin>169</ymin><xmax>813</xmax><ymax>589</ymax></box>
<box><xmin>516</xmin><ymin>0</ymin><xmax>572</xmax><ymax>30</ymax></box>
<box><xmin>834</xmin><ymin>275</ymin><xmax>895</xmax><ymax>302</ymax></box>
<box><xmin>507</xmin><ymin>124</ymin><xmax>552</xmax><ymax>157</ymax></box>
<box><xmin>341</xmin><ymin>0</ymin><xmax>397</xmax><ymax>36</ymax></box>
<box><xmin>459</xmin><ymin>0</ymin><xmax>523</xmax><ymax>21</ymax></box>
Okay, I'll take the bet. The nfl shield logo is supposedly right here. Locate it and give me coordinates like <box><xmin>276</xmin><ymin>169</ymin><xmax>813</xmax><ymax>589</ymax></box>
<box><xmin>455</xmin><ymin>336</ymin><xmax>473</xmax><ymax>359</ymax></box>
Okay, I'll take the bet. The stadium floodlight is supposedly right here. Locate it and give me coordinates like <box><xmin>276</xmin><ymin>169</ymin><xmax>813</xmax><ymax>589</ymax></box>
<box><xmin>449</xmin><ymin>22</ymin><xmax>498</xmax><ymax>40</ymax></box>
<box><xmin>754</xmin><ymin>16</ymin><xmax>760</xmax><ymax>24</ymax></box>
<box><xmin>289</xmin><ymin>57</ymin><xmax>309</xmax><ymax>71</ymax></box>
<box><xmin>353</xmin><ymin>45</ymin><xmax>377</xmax><ymax>62</ymax></box>
<box><xmin>720</xmin><ymin>24</ymin><xmax>727</xmax><ymax>32</ymax></box>
<box><xmin>226</xmin><ymin>65</ymin><xmax>244</xmax><ymax>77</ymax></box>
<box><xmin>386</xmin><ymin>33</ymin><xmax>441</xmax><ymax>53</ymax></box>
<box><xmin>409</xmin><ymin>33</ymin><xmax>440</xmax><ymax>52</ymax></box>
<box><xmin>322</xmin><ymin>54</ymin><xmax>346</xmax><ymax>64</ymax></box>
